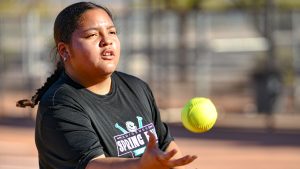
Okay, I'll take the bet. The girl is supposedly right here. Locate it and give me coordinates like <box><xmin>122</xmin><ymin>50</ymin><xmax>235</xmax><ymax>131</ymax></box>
<box><xmin>17</xmin><ymin>2</ymin><xmax>197</xmax><ymax>169</ymax></box>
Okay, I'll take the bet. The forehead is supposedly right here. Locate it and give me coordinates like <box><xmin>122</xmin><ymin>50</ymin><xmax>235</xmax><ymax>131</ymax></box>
<box><xmin>77</xmin><ymin>8</ymin><xmax>114</xmax><ymax>28</ymax></box>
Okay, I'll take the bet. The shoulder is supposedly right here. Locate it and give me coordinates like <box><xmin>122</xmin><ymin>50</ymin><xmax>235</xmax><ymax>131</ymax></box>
<box><xmin>39</xmin><ymin>77</ymin><xmax>82</xmax><ymax>108</ymax></box>
<box><xmin>114</xmin><ymin>71</ymin><xmax>145</xmax><ymax>82</ymax></box>
<box><xmin>113</xmin><ymin>71</ymin><xmax>149</xmax><ymax>89</ymax></box>
<box><xmin>113</xmin><ymin>71</ymin><xmax>155</xmax><ymax>101</ymax></box>
<box><xmin>37</xmin><ymin>77</ymin><xmax>90</xmax><ymax>123</ymax></box>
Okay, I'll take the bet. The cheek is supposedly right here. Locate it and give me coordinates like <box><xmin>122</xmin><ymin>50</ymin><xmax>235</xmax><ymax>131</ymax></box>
<box><xmin>70</xmin><ymin>39</ymin><xmax>85</xmax><ymax>55</ymax></box>
<box><xmin>114</xmin><ymin>39</ymin><xmax>121</xmax><ymax>54</ymax></box>
<box><xmin>70</xmin><ymin>41</ymin><xmax>97</xmax><ymax>59</ymax></box>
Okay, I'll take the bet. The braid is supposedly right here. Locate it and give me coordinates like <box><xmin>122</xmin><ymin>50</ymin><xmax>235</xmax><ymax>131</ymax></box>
<box><xmin>17</xmin><ymin>2</ymin><xmax>114</xmax><ymax>108</ymax></box>
<box><xmin>16</xmin><ymin>62</ymin><xmax>64</xmax><ymax>108</ymax></box>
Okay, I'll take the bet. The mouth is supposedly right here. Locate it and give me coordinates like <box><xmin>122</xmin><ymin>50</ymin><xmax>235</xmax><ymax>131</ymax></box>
<box><xmin>101</xmin><ymin>49</ymin><xmax>115</xmax><ymax>60</ymax></box>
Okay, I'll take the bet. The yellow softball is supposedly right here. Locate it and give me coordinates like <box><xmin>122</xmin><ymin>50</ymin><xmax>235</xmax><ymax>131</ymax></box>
<box><xmin>181</xmin><ymin>97</ymin><xmax>218</xmax><ymax>133</ymax></box>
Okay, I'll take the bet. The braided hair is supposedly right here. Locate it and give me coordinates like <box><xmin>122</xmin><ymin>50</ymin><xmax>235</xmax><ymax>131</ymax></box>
<box><xmin>16</xmin><ymin>2</ymin><xmax>114</xmax><ymax>108</ymax></box>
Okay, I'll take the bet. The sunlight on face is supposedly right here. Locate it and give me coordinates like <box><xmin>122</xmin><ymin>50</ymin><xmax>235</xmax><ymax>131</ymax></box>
<box><xmin>66</xmin><ymin>8</ymin><xmax>121</xmax><ymax>80</ymax></box>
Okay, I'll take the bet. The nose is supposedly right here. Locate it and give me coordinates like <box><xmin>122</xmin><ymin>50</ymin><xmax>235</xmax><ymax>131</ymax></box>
<box><xmin>99</xmin><ymin>36</ymin><xmax>112</xmax><ymax>47</ymax></box>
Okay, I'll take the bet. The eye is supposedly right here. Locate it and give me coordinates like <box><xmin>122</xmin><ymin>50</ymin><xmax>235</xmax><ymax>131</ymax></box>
<box><xmin>109</xmin><ymin>30</ymin><xmax>117</xmax><ymax>35</ymax></box>
<box><xmin>108</xmin><ymin>28</ymin><xmax>117</xmax><ymax>35</ymax></box>
<box><xmin>86</xmin><ymin>33</ymin><xmax>98</xmax><ymax>38</ymax></box>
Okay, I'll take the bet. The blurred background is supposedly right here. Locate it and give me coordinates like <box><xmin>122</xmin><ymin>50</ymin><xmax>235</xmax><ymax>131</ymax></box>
<box><xmin>1</xmin><ymin>0</ymin><xmax>300</xmax><ymax>169</ymax></box>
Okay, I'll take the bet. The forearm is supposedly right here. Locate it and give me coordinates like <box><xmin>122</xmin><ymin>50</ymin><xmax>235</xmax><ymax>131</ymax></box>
<box><xmin>165</xmin><ymin>141</ymin><xmax>185</xmax><ymax>169</ymax></box>
<box><xmin>86</xmin><ymin>140</ymin><xmax>195</xmax><ymax>169</ymax></box>
<box><xmin>86</xmin><ymin>156</ymin><xmax>140</xmax><ymax>169</ymax></box>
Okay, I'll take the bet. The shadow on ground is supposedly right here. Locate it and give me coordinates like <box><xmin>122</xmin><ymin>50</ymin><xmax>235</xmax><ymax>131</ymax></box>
<box><xmin>168</xmin><ymin>123</ymin><xmax>300</xmax><ymax>147</ymax></box>
<box><xmin>1</xmin><ymin>117</ymin><xmax>299</xmax><ymax>148</ymax></box>
<box><xmin>0</xmin><ymin>116</ymin><xmax>35</xmax><ymax>128</ymax></box>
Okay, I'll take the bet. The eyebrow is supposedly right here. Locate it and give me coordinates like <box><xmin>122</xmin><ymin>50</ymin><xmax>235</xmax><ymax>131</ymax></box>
<box><xmin>82</xmin><ymin>25</ymin><xmax>116</xmax><ymax>32</ymax></box>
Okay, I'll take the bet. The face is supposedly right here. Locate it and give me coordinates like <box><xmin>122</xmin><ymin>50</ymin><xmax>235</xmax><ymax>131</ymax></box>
<box><xmin>64</xmin><ymin>8</ymin><xmax>120</xmax><ymax>80</ymax></box>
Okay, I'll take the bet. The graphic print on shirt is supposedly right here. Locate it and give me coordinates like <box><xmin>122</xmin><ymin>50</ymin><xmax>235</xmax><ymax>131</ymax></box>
<box><xmin>114</xmin><ymin>116</ymin><xmax>158</xmax><ymax>157</ymax></box>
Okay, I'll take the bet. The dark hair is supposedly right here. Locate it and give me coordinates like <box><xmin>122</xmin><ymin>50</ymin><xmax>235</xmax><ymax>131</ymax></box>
<box><xmin>16</xmin><ymin>2</ymin><xmax>114</xmax><ymax>108</ymax></box>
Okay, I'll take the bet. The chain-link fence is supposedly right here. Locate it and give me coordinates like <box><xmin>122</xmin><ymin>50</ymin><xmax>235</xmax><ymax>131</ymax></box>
<box><xmin>1</xmin><ymin>1</ymin><xmax>299</xmax><ymax>119</ymax></box>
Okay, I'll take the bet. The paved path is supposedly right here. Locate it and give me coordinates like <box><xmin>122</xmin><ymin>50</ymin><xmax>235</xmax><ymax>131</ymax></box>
<box><xmin>0</xmin><ymin>118</ymin><xmax>300</xmax><ymax>169</ymax></box>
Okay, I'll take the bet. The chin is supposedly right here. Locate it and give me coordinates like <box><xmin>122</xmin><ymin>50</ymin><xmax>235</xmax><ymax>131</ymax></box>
<box><xmin>102</xmin><ymin>68</ymin><xmax>116</xmax><ymax>75</ymax></box>
<box><xmin>97</xmin><ymin>62</ymin><xmax>118</xmax><ymax>74</ymax></box>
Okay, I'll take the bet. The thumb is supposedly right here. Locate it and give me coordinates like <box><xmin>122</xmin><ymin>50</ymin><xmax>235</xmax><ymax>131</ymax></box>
<box><xmin>146</xmin><ymin>132</ymin><xmax>157</xmax><ymax>150</ymax></box>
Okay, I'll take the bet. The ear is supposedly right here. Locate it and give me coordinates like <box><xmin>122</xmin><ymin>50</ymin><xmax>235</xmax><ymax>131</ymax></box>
<box><xmin>57</xmin><ymin>42</ymin><xmax>70</xmax><ymax>61</ymax></box>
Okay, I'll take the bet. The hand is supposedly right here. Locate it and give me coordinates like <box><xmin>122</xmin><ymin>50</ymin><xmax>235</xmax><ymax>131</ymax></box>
<box><xmin>139</xmin><ymin>132</ymin><xmax>197</xmax><ymax>169</ymax></box>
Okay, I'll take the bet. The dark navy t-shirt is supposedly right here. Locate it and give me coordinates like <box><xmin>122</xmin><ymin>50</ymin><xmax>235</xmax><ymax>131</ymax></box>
<box><xmin>35</xmin><ymin>71</ymin><xmax>173</xmax><ymax>169</ymax></box>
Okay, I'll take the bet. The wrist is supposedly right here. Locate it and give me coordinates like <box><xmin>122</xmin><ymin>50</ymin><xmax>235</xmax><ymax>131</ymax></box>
<box><xmin>134</xmin><ymin>157</ymin><xmax>142</xmax><ymax>169</ymax></box>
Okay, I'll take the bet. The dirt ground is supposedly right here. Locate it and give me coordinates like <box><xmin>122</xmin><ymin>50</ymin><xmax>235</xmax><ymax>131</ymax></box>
<box><xmin>0</xmin><ymin>117</ymin><xmax>299</xmax><ymax>169</ymax></box>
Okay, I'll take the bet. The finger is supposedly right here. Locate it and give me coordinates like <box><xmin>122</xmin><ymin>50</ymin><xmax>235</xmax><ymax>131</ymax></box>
<box><xmin>146</xmin><ymin>132</ymin><xmax>157</xmax><ymax>150</ymax></box>
<box><xmin>168</xmin><ymin>155</ymin><xmax>198</xmax><ymax>167</ymax></box>
<box><xmin>157</xmin><ymin>149</ymin><xmax>177</xmax><ymax>161</ymax></box>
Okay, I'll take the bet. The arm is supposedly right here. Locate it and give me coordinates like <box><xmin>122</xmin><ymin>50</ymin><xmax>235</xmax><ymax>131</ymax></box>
<box><xmin>86</xmin><ymin>132</ymin><xmax>197</xmax><ymax>169</ymax></box>
<box><xmin>165</xmin><ymin>141</ymin><xmax>189</xmax><ymax>169</ymax></box>
<box><xmin>86</xmin><ymin>155</ymin><xmax>140</xmax><ymax>169</ymax></box>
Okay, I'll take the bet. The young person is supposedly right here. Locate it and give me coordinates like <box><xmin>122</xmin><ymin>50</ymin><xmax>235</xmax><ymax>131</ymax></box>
<box><xmin>17</xmin><ymin>2</ymin><xmax>197</xmax><ymax>169</ymax></box>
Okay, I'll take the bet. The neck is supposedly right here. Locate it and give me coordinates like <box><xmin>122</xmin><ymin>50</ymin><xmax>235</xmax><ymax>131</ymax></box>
<box><xmin>86</xmin><ymin>78</ymin><xmax>112</xmax><ymax>95</ymax></box>
<box><xmin>65</xmin><ymin>70</ymin><xmax>113</xmax><ymax>95</ymax></box>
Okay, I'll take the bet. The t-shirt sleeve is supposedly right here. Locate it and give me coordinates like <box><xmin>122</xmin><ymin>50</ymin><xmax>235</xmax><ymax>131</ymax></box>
<box><xmin>145</xmin><ymin>85</ymin><xmax>174</xmax><ymax>151</ymax></box>
<box><xmin>36</xmin><ymin>88</ymin><xmax>103</xmax><ymax>169</ymax></box>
